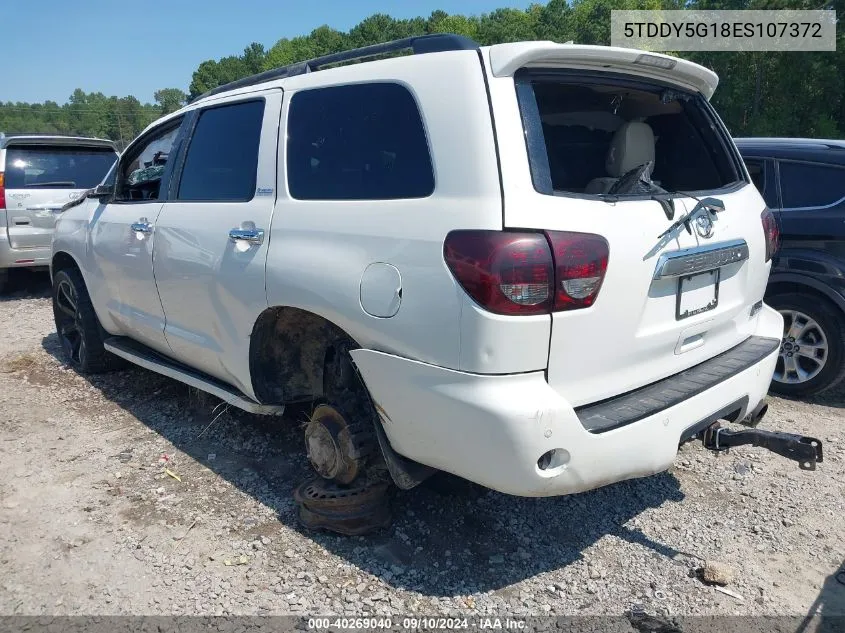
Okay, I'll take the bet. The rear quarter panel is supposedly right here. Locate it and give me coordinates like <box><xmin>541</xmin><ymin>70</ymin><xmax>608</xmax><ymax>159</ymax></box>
<box><xmin>265</xmin><ymin>50</ymin><xmax>531</xmax><ymax>372</ymax></box>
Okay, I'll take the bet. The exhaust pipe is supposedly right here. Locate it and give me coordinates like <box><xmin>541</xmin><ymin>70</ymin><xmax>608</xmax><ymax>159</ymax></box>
<box><xmin>740</xmin><ymin>400</ymin><xmax>768</xmax><ymax>428</ymax></box>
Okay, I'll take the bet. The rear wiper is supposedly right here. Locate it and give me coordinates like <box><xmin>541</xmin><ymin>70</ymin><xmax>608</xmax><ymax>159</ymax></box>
<box><xmin>657</xmin><ymin>196</ymin><xmax>726</xmax><ymax>240</ymax></box>
<box><xmin>23</xmin><ymin>181</ymin><xmax>76</xmax><ymax>188</ymax></box>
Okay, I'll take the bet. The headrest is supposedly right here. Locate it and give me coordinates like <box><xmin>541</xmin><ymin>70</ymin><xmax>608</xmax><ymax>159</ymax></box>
<box><xmin>606</xmin><ymin>122</ymin><xmax>655</xmax><ymax>178</ymax></box>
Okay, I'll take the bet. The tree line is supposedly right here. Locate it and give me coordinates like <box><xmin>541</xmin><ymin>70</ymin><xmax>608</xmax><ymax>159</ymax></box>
<box><xmin>2</xmin><ymin>0</ymin><xmax>843</xmax><ymax>146</ymax></box>
<box><xmin>0</xmin><ymin>88</ymin><xmax>188</xmax><ymax>150</ymax></box>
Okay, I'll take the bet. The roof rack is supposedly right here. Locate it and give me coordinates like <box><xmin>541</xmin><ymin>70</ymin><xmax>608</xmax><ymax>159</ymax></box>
<box><xmin>193</xmin><ymin>32</ymin><xmax>479</xmax><ymax>102</ymax></box>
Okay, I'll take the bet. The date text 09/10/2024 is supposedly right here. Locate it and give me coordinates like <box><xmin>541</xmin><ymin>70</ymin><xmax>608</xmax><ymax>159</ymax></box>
<box><xmin>306</xmin><ymin>617</ymin><xmax>528</xmax><ymax>630</ymax></box>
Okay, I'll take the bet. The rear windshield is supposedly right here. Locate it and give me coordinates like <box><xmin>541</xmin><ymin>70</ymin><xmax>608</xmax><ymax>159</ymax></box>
<box><xmin>515</xmin><ymin>71</ymin><xmax>743</xmax><ymax>198</ymax></box>
<box><xmin>4</xmin><ymin>145</ymin><xmax>117</xmax><ymax>189</ymax></box>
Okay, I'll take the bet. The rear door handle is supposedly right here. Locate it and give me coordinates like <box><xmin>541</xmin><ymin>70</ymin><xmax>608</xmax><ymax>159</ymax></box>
<box><xmin>229</xmin><ymin>228</ymin><xmax>265</xmax><ymax>245</ymax></box>
<box><xmin>131</xmin><ymin>218</ymin><xmax>153</xmax><ymax>234</ymax></box>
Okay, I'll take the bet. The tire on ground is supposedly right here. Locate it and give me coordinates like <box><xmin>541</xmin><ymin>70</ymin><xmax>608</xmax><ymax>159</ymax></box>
<box><xmin>51</xmin><ymin>268</ymin><xmax>124</xmax><ymax>374</ymax></box>
<box><xmin>767</xmin><ymin>292</ymin><xmax>845</xmax><ymax>398</ymax></box>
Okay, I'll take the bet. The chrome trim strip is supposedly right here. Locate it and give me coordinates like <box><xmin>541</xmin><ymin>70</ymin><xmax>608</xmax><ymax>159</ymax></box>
<box><xmin>783</xmin><ymin>194</ymin><xmax>845</xmax><ymax>212</ymax></box>
<box><xmin>653</xmin><ymin>239</ymin><xmax>749</xmax><ymax>280</ymax></box>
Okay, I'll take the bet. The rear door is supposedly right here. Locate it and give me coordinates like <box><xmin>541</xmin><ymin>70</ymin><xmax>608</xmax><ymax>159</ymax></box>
<box><xmin>2</xmin><ymin>141</ymin><xmax>117</xmax><ymax>249</ymax></box>
<box><xmin>153</xmin><ymin>89</ymin><xmax>281</xmax><ymax>395</ymax></box>
<box><xmin>485</xmin><ymin>44</ymin><xmax>772</xmax><ymax>407</ymax></box>
<box><xmin>775</xmin><ymin>159</ymin><xmax>845</xmax><ymax>249</ymax></box>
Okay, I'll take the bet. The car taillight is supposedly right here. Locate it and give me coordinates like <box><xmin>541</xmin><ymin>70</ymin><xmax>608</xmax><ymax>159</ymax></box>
<box><xmin>545</xmin><ymin>231</ymin><xmax>609</xmax><ymax>311</ymax></box>
<box><xmin>443</xmin><ymin>229</ymin><xmax>609</xmax><ymax>315</ymax></box>
<box><xmin>444</xmin><ymin>230</ymin><xmax>553</xmax><ymax>315</ymax></box>
<box><xmin>0</xmin><ymin>173</ymin><xmax>5</xmax><ymax>210</ymax></box>
<box><xmin>761</xmin><ymin>207</ymin><xmax>779</xmax><ymax>262</ymax></box>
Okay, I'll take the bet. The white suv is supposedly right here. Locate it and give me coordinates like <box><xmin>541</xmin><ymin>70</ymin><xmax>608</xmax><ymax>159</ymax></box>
<box><xmin>50</xmin><ymin>35</ymin><xmax>822</xmax><ymax>513</ymax></box>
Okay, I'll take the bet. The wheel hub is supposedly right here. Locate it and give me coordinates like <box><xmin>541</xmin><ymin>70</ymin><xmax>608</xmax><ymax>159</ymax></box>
<box><xmin>775</xmin><ymin>309</ymin><xmax>828</xmax><ymax>385</ymax></box>
<box><xmin>304</xmin><ymin>404</ymin><xmax>371</xmax><ymax>484</ymax></box>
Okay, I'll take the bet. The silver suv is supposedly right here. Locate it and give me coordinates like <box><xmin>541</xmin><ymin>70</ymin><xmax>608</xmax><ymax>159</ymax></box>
<box><xmin>0</xmin><ymin>133</ymin><xmax>118</xmax><ymax>293</ymax></box>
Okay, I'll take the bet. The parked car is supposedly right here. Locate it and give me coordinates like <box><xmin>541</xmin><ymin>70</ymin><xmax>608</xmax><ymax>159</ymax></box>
<box><xmin>736</xmin><ymin>138</ymin><xmax>845</xmax><ymax>398</ymax></box>
<box><xmin>0</xmin><ymin>133</ymin><xmax>118</xmax><ymax>293</ymax></box>
<box><xmin>50</xmin><ymin>35</ymin><xmax>821</xmax><ymax>526</ymax></box>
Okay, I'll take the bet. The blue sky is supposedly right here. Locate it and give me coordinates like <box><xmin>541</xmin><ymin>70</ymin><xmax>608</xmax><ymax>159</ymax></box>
<box><xmin>5</xmin><ymin>0</ymin><xmax>534</xmax><ymax>105</ymax></box>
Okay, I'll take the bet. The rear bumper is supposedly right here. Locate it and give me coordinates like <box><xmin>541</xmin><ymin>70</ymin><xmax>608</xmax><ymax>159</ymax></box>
<box><xmin>351</xmin><ymin>305</ymin><xmax>783</xmax><ymax>497</ymax></box>
<box><xmin>0</xmin><ymin>228</ymin><xmax>51</xmax><ymax>271</ymax></box>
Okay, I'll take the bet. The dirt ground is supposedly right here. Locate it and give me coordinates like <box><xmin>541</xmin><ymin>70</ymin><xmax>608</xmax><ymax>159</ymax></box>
<box><xmin>0</xmin><ymin>270</ymin><xmax>843</xmax><ymax>621</ymax></box>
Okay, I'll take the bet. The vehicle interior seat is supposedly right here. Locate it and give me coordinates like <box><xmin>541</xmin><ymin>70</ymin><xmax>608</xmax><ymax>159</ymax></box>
<box><xmin>585</xmin><ymin>121</ymin><xmax>656</xmax><ymax>194</ymax></box>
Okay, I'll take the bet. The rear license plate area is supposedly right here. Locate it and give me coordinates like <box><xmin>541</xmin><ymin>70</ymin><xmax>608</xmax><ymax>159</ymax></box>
<box><xmin>676</xmin><ymin>269</ymin><xmax>720</xmax><ymax>320</ymax></box>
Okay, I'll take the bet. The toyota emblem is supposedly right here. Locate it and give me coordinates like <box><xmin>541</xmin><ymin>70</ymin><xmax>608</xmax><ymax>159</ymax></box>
<box><xmin>695</xmin><ymin>213</ymin><xmax>714</xmax><ymax>239</ymax></box>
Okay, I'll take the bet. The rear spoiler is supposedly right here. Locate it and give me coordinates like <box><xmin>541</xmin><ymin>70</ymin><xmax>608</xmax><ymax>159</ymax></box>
<box><xmin>0</xmin><ymin>136</ymin><xmax>118</xmax><ymax>151</ymax></box>
<box><xmin>487</xmin><ymin>42</ymin><xmax>718</xmax><ymax>100</ymax></box>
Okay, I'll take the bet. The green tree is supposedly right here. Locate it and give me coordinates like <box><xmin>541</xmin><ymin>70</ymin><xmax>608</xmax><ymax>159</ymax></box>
<box><xmin>154</xmin><ymin>88</ymin><xmax>187</xmax><ymax>115</ymax></box>
<box><xmin>4</xmin><ymin>1</ymin><xmax>845</xmax><ymax>141</ymax></box>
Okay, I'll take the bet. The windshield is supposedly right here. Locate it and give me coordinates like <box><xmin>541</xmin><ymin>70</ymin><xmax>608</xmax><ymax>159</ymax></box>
<box><xmin>4</xmin><ymin>145</ymin><xmax>117</xmax><ymax>189</ymax></box>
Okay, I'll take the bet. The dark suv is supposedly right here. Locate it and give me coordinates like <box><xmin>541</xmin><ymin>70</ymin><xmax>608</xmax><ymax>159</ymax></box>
<box><xmin>736</xmin><ymin>137</ymin><xmax>845</xmax><ymax>397</ymax></box>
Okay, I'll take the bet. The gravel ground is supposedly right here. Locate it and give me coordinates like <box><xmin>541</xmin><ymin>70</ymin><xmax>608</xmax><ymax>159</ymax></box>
<box><xmin>0</xmin><ymin>270</ymin><xmax>843</xmax><ymax>620</ymax></box>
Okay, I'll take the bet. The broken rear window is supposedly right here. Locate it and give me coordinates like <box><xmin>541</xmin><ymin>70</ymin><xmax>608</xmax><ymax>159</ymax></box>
<box><xmin>514</xmin><ymin>70</ymin><xmax>743</xmax><ymax>198</ymax></box>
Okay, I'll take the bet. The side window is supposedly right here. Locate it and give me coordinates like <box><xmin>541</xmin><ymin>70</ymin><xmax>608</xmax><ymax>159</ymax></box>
<box><xmin>115</xmin><ymin>121</ymin><xmax>182</xmax><ymax>202</ymax></box>
<box><xmin>744</xmin><ymin>159</ymin><xmax>765</xmax><ymax>192</ymax></box>
<box><xmin>287</xmin><ymin>82</ymin><xmax>434</xmax><ymax>200</ymax></box>
<box><xmin>177</xmin><ymin>100</ymin><xmax>265</xmax><ymax>201</ymax></box>
<box><xmin>743</xmin><ymin>158</ymin><xmax>778</xmax><ymax>208</ymax></box>
<box><xmin>779</xmin><ymin>161</ymin><xmax>845</xmax><ymax>210</ymax></box>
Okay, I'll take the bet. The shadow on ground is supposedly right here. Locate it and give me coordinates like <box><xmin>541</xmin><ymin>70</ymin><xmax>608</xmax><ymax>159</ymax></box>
<box><xmin>1</xmin><ymin>269</ymin><xmax>51</xmax><ymax>301</ymax></box>
<box><xmin>805</xmin><ymin>382</ymin><xmax>845</xmax><ymax>411</ymax></box>
<box><xmin>41</xmin><ymin>331</ymin><xmax>687</xmax><ymax>597</ymax></box>
<box><xmin>796</xmin><ymin>559</ymin><xmax>845</xmax><ymax>633</ymax></box>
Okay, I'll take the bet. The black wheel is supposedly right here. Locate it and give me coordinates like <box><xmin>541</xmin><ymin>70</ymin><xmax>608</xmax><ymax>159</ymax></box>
<box><xmin>767</xmin><ymin>292</ymin><xmax>845</xmax><ymax>398</ymax></box>
<box><xmin>52</xmin><ymin>268</ymin><xmax>123</xmax><ymax>374</ymax></box>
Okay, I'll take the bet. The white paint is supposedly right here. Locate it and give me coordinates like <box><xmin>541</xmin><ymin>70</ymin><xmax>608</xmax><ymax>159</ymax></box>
<box><xmin>360</xmin><ymin>263</ymin><xmax>402</xmax><ymax>318</ymax></box>
<box><xmin>52</xmin><ymin>41</ymin><xmax>783</xmax><ymax>497</ymax></box>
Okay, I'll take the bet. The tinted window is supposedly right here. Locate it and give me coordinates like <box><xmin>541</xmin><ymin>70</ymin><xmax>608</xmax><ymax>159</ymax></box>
<box><xmin>178</xmin><ymin>100</ymin><xmax>265</xmax><ymax>201</ymax></box>
<box><xmin>4</xmin><ymin>145</ymin><xmax>116</xmax><ymax>189</ymax></box>
<box><xmin>780</xmin><ymin>161</ymin><xmax>845</xmax><ymax>209</ymax></box>
<box><xmin>287</xmin><ymin>83</ymin><xmax>434</xmax><ymax>200</ymax></box>
<box><xmin>743</xmin><ymin>158</ymin><xmax>778</xmax><ymax>207</ymax></box>
<box><xmin>117</xmin><ymin>122</ymin><xmax>182</xmax><ymax>201</ymax></box>
<box><xmin>745</xmin><ymin>159</ymin><xmax>765</xmax><ymax>192</ymax></box>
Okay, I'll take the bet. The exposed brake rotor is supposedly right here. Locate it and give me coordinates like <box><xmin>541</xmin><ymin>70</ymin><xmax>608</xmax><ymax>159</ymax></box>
<box><xmin>304</xmin><ymin>404</ymin><xmax>375</xmax><ymax>484</ymax></box>
<box><xmin>294</xmin><ymin>477</ymin><xmax>392</xmax><ymax>536</ymax></box>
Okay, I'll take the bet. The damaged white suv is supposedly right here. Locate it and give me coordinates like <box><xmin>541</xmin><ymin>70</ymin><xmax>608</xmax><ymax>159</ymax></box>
<box><xmin>51</xmin><ymin>35</ymin><xmax>822</xmax><ymax>531</ymax></box>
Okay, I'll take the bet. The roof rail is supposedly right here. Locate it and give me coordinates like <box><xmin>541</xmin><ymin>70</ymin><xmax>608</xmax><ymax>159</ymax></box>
<box><xmin>193</xmin><ymin>32</ymin><xmax>479</xmax><ymax>102</ymax></box>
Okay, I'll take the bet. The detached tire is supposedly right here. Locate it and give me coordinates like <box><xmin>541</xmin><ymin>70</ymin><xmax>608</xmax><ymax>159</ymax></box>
<box><xmin>767</xmin><ymin>292</ymin><xmax>845</xmax><ymax>398</ymax></box>
<box><xmin>52</xmin><ymin>268</ymin><xmax>123</xmax><ymax>374</ymax></box>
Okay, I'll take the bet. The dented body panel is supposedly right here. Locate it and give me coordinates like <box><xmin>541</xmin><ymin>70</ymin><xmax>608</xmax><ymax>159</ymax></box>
<box><xmin>351</xmin><ymin>305</ymin><xmax>780</xmax><ymax>497</ymax></box>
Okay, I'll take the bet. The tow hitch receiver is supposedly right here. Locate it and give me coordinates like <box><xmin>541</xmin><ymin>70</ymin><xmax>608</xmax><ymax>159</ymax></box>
<box><xmin>702</xmin><ymin>422</ymin><xmax>824</xmax><ymax>471</ymax></box>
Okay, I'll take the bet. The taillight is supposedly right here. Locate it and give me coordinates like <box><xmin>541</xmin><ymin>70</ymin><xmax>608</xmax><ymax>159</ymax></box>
<box><xmin>761</xmin><ymin>207</ymin><xmax>779</xmax><ymax>262</ymax></box>
<box><xmin>444</xmin><ymin>230</ymin><xmax>553</xmax><ymax>315</ymax></box>
<box><xmin>545</xmin><ymin>231</ymin><xmax>609</xmax><ymax>311</ymax></box>
<box><xmin>0</xmin><ymin>173</ymin><xmax>5</xmax><ymax>210</ymax></box>
<box><xmin>443</xmin><ymin>229</ymin><xmax>609</xmax><ymax>315</ymax></box>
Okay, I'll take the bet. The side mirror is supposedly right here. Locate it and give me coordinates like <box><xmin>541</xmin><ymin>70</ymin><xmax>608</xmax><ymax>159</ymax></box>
<box><xmin>87</xmin><ymin>183</ymin><xmax>114</xmax><ymax>202</ymax></box>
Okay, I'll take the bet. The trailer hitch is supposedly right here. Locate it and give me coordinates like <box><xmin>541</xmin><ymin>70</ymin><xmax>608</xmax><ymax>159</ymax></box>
<box><xmin>702</xmin><ymin>422</ymin><xmax>824</xmax><ymax>471</ymax></box>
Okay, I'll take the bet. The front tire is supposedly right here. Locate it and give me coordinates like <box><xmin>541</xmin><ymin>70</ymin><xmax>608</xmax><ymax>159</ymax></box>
<box><xmin>52</xmin><ymin>268</ymin><xmax>122</xmax><ymax>374</ymax></box>
<box><xmin>767</xmin><ymin>292</ymin><xmax>845</xmax><ymax>398</ymax></box>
